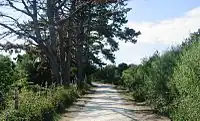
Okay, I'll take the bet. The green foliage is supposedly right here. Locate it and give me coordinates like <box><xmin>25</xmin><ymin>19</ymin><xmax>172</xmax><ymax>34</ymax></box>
<box><xmin>92</xmin><ymin>65</ymin><xmax>118</xmax><ymax>84</ymax></box>
<box><xmin>0</xmin><ymin>85</ymin><xmax>85</xmax><ymax>121</ymax></box>
<box><xmin>0</xmin><ymin>55</ymin><xmax>16</xmax><ymax>110</ymax></box>
<box><xmin>120</xmin><ymin>30</ymin><xmax>200</xmax><ymax>120</ymax></box>
<box><xmin>117</xmin><ymin>63</ymin><xmax>129</xmax><ymax>77</ymax></box>
<box><xmin>15</xmin><ymin>54</ymin><xmax>52</xmax><ymax>86</ymax></box>
<box><xmin>85</xmin><ymin>1</ymin><xmax>140</xmax><ymax>65</ymax></box>
<box><xmin>170</xmin><ymin>40</ymin><xmax>200</xmax><ymax>120</ymax></box>
<box><xmin>122</xmin><ymin>65</ymin><xmax>146</xmax><ymax>101</ymax></box>
<box><xmin>91</xmin><ymin>63</ymin><xmax>129</xmax><ymax>85</ymax></box>
<box><xmin>0</xmin><ymin>55</ymin><xmax>15</xmax><ymax>92</ymax></box>
<box><xmin>0</xmin><ymin>53</ymin><xmax>89</xmax><ymax>121</ymax></box>
<box><xmin>121</xmin><ymin>50</ymin><xmax>181</xmax><ymax>114</ymax></box>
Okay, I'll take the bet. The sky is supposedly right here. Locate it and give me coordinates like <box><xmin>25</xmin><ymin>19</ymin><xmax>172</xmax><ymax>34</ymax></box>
<box><xmin>0</xmin><ymin>0</ymin><xmax>200</xmax><ymax>65</ymax></box>
<box><xmin>114</xmin><ymin>0</ymin><xmax>200</xmax><ymax>65</ymax></box>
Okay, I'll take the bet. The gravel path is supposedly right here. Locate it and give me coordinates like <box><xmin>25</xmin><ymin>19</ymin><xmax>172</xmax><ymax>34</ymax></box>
<box><xmin>60</xmin><ymin>83</ymin><xmax>170</xmax><ymax>121</ymax></box>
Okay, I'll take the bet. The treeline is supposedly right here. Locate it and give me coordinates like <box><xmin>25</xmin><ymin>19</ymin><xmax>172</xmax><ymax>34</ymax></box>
<box><xmin>93</xmin><ymin>30</ymin><xmax>200</xmax><ymax>120</ymax></box>
<box><xmin>91</xmin><ymin>62</ymin><xmax>129</xmax><ymax>84</ymax></box>
<box><xmin>0</xmin><ymin>0</ymin><xmax>139</xmax><ymax>120</ymax></box>
<box><xmin>0</xmin><ymin>0</ymin><xmax>139</xmax><ymax>85</ymax></box>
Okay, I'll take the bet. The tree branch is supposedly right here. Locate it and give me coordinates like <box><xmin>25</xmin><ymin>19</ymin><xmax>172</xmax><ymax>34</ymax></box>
<box><xmin>0</xmin><ymin>23</ymin><xmax>37</xmax><ymax>41</ymax></box>
<box><xmin>21</xmin><ymin>0</ymin><xmax>33</xmax><ymax>16</ymax></box>
<box><xmin>56</xmin><ymin>0</ymin><xmax>68</xmax><ymax>10</ymax></box>
<box><xmin>6</xmin><ymin>0</ymin><xmax>32</xmax><ymax>17</ymax></box>
<box><xmin>56</xmin><ymin>0</ymin><xmax>93</xmax><ymax>25</ymax></box>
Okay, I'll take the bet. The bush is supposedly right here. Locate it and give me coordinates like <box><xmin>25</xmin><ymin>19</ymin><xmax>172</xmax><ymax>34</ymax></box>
<box><xmin>170</xmin><ymin>41</ymin><xmax>200</xmax><ymax>120</ymax></box>
<box><xmin>0</xmin><ymin>55</ymin><xmax>15</xmax><ymax>110</ymax></box>
<box><xmin>15</xmin><ymin>54</ymin><xmax>52</xmax><ymax>86</ymax></box>
<box><xmin>122</xmin><ymin>65</ymin><xmax>146</xmax><ymax>101</ymax></box>
<box><xmin>92</xmin><ymin>63</ymin><xmax>129</xmax><ymax>85</ymax></box>
<box><xmin>120</xmin><ymin>30</ymin><xmax>200</xmax><ymax>120</ymax></box>
<box><xmin>92</xmin><ymin>65</ymin><xmax>118</xmax><ymax>83</ymax></box>
<box><xmin>0</xmin><ymin>84</ymin><xmax>86</xmax><ymax>121</ymax></box>
<box><xmin>121</xmin><ymin>51</ymin><xmax>179</xmax><ymax>112</ymax></box>
<box><xmin>0</xmin><ymin>55</ymin><xmax>15</xmax><ymax>92</ymax></box>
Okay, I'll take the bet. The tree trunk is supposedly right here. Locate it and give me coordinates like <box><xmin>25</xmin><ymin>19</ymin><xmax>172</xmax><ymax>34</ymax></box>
<box><xmin>45</xmin><ymin>47</ymin><xmax>60</xmax><ymax>84</ymax></box>
<box><xmin>76</xmin><ymin>19</ymin><xmax>85</xmax><ymax>84</ymax></box>
<box><xmin>49</xmin><ymin>57</ymin><xmax>60</xmax><ymax>83</ymax></box>
<box><xmin>65</xmin><ymin>21</ymin><xmax>72</xmax><ymax>84</ymax></box>
<box><xmin>46</xmin><ymin>0</ymin><xmax>61</xmax><ymax>84</ymax></box>
<box><xmin>57</xmin><ymin>25</ymin><xmax>69</xmax><ymax>85</ymax></box>
<box><xmin>65</xmin><ymin>41</ymin><xmax>71</xmax><ymax>84</ymax></box>
<box><xmin>77</xmin><ymin>44</ymin><xmax>83</xmax><ymax>83</ymax></box>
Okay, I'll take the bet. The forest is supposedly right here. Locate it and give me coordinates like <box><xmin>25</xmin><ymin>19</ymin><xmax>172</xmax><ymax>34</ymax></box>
<box><xmin>0</xmin><ymin>0</ymin><xmax>199</xmax><ymax>121</ymax></box>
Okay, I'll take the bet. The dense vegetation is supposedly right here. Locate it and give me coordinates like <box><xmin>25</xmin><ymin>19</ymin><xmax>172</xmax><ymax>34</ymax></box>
<box><xmin>94</xmin><ymin>30</ymin><xmax>200</xmax><ymax>120</ymax></box>
<box><xmin>0</xmin><ymin>53</ymin><xmax>90</xmax><ymax>120</ymax></box>
<box><xmin>0</xmin><ymin>0</ymin><xmax>139</xmax><ymax>120</ymax></box>
<box><xmin>0</xmin><ymin>0</ymin><xmax>140</xmax><ymax>85</ymax></box>
<box><xmin>0</xmin><ymin>0</ymin><xmax>199</xmax><ymax>120</ymax></box>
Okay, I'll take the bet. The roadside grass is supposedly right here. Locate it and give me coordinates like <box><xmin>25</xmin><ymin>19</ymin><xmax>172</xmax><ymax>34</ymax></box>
<box><xmin>0</xmin><ymin>83</ymin><xmax>91</xmax><ymax>121</ymax></box>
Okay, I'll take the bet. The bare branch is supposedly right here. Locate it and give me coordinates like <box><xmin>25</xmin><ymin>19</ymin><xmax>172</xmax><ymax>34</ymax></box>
<box><xmin>0</xmin><ymin>31</ymin><xmax>13</xmax><ymax>40</ymax></box>
<box><xmin>6</xmin><ymin>0</ymin><xmax>32</xmax><ymax>17</ymax></box>
<box><xmin>21</xmin><ymin>0</ymin><xmax>33</xmax><ymax>16</ymax></box>
<box><xmin>0</xmin><ymin>22</ymin><xmax>37</xmax><ymax>41</ymax></box>
<box><xmin>37</xmin><ymin>13</ymin><xmax>48</xmax><ymax>24</ymax></box>
<box><xmin>32</xmin><ymin>0</ymin><xmax>43</xmax><ymax>42</ymax></box>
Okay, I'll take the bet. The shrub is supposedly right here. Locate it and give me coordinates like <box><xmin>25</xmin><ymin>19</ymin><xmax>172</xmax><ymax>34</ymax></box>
<box><xmin>120</xmin><ymin>30</ymin><xmax>200</xmax><ymax>120</ymax></box>
<box><xmin>15</xmin><ymin>54</ymin><xmax>52</xmax><ymax>86</ymax></box>
<box><xmin>92</xmin><ymin>65</ymin><xmax>118</xmax><ymax>83</ymax></box>
<box><xmin>0</xmin><ymin>84</ymin><xmax>86</xmax><ymax>121</ymax></box>
<box><xmin>170</xmin><ymin>41</ymin><xmax>200</xmax><ymax>120</ymax></box>
<box><xmin>122</xmin><ymin>65</ymin><xmax>146</xmax><ymax>101</ymax></box>
<box><xmin>0</xmin><ymin>55</ymin><xmax>15</xmax><ymax>110</ymax></box>
<box><xmin>0</xmin><ymin>55</ymin><xmax>15</xmax><ymax>92</ymax></box>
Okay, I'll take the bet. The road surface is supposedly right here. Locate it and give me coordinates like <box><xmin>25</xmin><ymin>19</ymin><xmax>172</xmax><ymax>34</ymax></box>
<box><xmin>60</xmin><ymin>83</ymin><xmax>170</xmax><ymax>121</ymax></box>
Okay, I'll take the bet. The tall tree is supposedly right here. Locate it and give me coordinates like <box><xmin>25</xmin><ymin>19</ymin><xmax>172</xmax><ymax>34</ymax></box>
<box><xmin>0</xmin><ymin>0</ymin><xmax>140</xmax><ymax>85</ymax></box>
<box><xmin>72</xmin><ymin>0</ymin><xmax>140</xmax><ymax>82</ymax></box>
<box><xmin>0</xmin><ymin>0</ymin><xmax>92</xmax><ymax>84</ymax></box>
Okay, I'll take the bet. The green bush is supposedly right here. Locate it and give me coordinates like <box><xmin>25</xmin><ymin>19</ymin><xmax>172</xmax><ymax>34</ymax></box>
<box><xmin>0</xmin><ymin>85</ymin><xmax>85</xmax><ymax>121</ymax></box>
<box><xmin>15</xmin><ymin>54</ymin><xmax>52</xmax><ymax>86</ymax></box>
<box><xmin>92</xmin><ymin>65</ymin><xmax>118</xmax><ymax>83</ymax></box>
<box><xmin>92</xmin><ymin>63</ymin><xmax>129</xmax><ymax>85</ymax></box>
<box><xmin>0</xmin><ymin>55</ymin><xmax>15</xmax><ymax>110</ymax></box>
<box><xmin>0</xmin><ymin>55</ymin><xmax>15</xmax><ymax>92</ymax></box>
<box><xmin>170</xmin><ymin>41</ymin><xmax>200</xmax><ymax>120</ymax></box>
<box><xmin>121</xmin><ymin>51</ymin><xmax>179</xmax><ymax>112</ymax></box>
<box><xmin>120</xmin><ymin>30</ymin><xmax>200</xmax><ymax>120</ymax></box>
<box><xmin>122</xmin><ymin>65</ymin><xmax>146</xmax><ymax>101</ymax></box>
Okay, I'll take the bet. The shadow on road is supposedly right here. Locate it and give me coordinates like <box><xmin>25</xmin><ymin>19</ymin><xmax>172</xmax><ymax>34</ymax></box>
<box><xmin>60</xmin><ymin>83</ymin><xmax>170</xmax><ymax>121</ymax></box>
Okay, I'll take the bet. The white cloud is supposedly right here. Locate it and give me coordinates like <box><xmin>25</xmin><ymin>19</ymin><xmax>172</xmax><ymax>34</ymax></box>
<box><xmin>127</xmin><ymin>6</ymin><xmax>200</xmax><ymax>45</ymax></box>
<box><xmin>115</xmin><ymin>6</ymin><xmax>200</xmax><ymax>65</ymax></box>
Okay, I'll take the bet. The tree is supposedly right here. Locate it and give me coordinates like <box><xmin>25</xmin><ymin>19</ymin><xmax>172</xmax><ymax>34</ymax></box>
<box><xmin>0</xmin><ymin>0</ymin><xmax>140</xmax><ymax>85</ymax></box>
<box><xmin>72</xmin><ymin>0</ymin><xmax>140</xmax><ymax>83</ymax></box>
<box><xmin>0</xmin><ymin>55</ymin><xmax>15</xmax><ymax>91</ymax></box>
<box><xmin>15</xmin><ymin>53</ymin><xmax>52</xmax><ymax>86</ymax></box>
<box><xmin>117</xmin><ymin>62</ymin><xmax>128</xmax><ymax>76</ymax></box>
<box><xmin>0</xmin><ymin>0</ymin><xmax>94</xmax><ymax>84</ymax></box>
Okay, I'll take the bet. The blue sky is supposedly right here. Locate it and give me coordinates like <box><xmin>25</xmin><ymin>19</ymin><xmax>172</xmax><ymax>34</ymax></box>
<box><xmin>114</xmin><ymin>0</ymin><xmax>200</xmax><ymax>64</ymax></box>
<box><xmin>0</xmin><ymin>0</ymin><xmax>200</xmax><ymax>64</ymax></box>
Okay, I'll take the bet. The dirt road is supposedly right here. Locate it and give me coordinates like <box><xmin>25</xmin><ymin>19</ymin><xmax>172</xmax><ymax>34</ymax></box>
<box><xmin>60</xmin><ymin>83</ymin><xmax>170</xmax><ymax>121</ymax></box>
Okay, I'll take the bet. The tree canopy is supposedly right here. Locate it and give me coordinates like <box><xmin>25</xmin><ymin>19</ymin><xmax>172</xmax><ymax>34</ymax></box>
<box><xmin>0</xmin><ymin>0</ymin><xmax>140</xmax><ymax>85</ymax></box>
